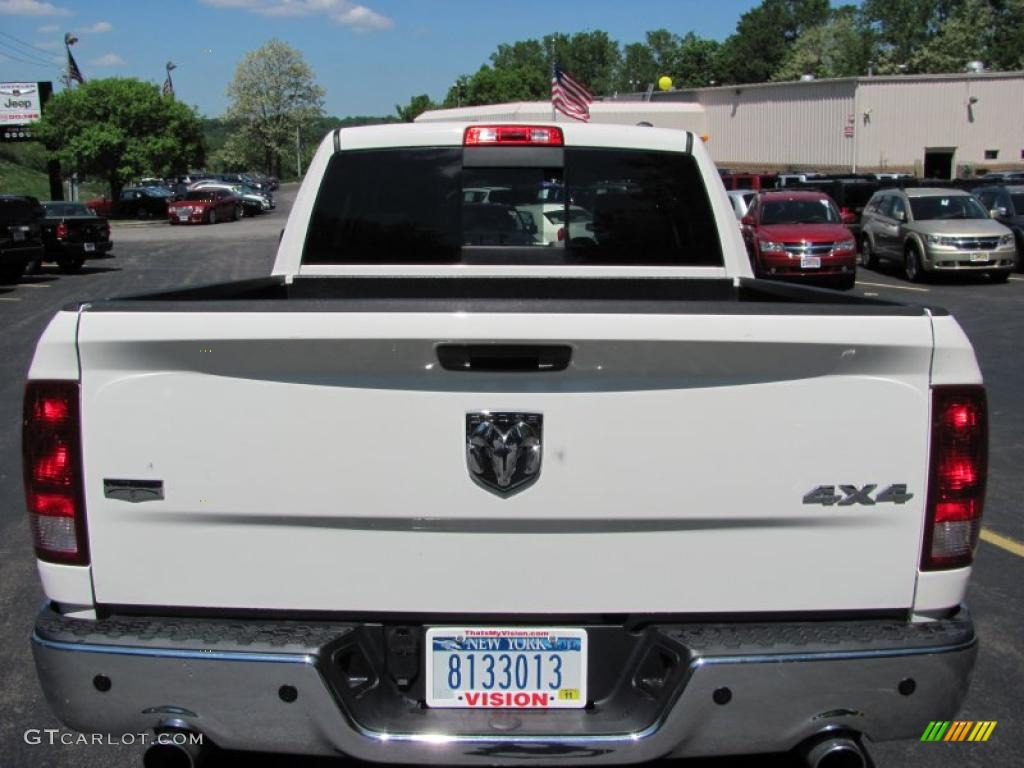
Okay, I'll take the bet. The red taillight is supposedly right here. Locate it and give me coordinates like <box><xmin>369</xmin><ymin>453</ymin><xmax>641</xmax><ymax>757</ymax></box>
<box><xmin>922</xmin><ymin>386</ymin><xmax>987</xmax><ymax>570</ymax></box>
<box><xmin>557</xmin><ymin>226</ymin><xmax>566</xmax><ymax>241</ymax></box>
<box><xmin>23</xmin><ymin>381</ymin><xmax>88</xmax><ymax>565</ymax></box>
<box><xmin>55</xmin><ymin>221</ymin><xmax>68</xmax><ymax>240</ymax></box>
<box><xmin>464</xmin><ymin>125</ymin><xmax>564</xmax><ymax>146</ymax></box>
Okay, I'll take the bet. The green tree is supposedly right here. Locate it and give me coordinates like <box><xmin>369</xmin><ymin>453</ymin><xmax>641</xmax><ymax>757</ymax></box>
<box><xmin>714</xmin><ymin>0</ymin><xmax>831</xmax><ymax>84</ymax></box>
<box><xmin>549</xmin><ymin>31</ymin><xmax>622</xmax><ymax>96</ymax></box>
<box><xmin>490</xmin><ymin>39</ymin><xmax>548</xmax><ymax>73</ymax></box>
<box><xmin>909</xmin><ymin>0</ymin><xmax>994</xmax><ymax>72</ymax></box>
<box><xmin>676</xmin><ymin>33</ymin><xmax>721</xmax><ymax>87</ymax></box>
<box><xmin>446</xmin><ymin>65</ymin><xmax>549</xmax><ymax>107</ymax></box>
<box><xmin>773</xmin><ymin>5</ymin><xmax>875</xmax><ymax>79</ymax></box>
<box><xmin>396</xmin><ymin>94</ymin><xmax>436</xmax><ymax>122</ymax></box>
<box><xmin>225</xmin><ymin>38</ymin><xmax>325</xmax><ymax>177</ymax></box>
<box><xmin>989</xmin><ymin>0</ymin><xmax>1024</xmax><ymax>69</ymax></box>
<box><xmin>37</xmin><ymin>77</ymin><xmax>204</xmax><ymax>199</ymax></box>
<box><xmin>619</xmin><ymin>42</ymin><xmax>659</xmax><ymax>91</ymax></box>
<box><xmin>860</xmin><ymin>0</ymin><xmax>953</xmax><ymax>73</ymax></box>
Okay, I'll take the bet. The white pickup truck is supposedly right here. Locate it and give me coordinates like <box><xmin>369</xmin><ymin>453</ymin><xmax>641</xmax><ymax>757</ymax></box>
<box><xmin>26</xmin><ymin>122</ymin><xmax>987</xmax><ymax>768</ymax></box>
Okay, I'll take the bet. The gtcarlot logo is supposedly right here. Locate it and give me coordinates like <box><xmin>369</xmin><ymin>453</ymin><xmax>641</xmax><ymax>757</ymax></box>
<box><xmin>24</xmin><ymin>729</ymin><xmax>204</xmax><ymax>747</ymax></box>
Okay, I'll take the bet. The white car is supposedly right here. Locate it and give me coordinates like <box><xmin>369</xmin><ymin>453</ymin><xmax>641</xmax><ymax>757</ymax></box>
<box><xmin>518</xmin><ymin>203</ymin><xmax>595</xmax><ymax>245</ymax></box>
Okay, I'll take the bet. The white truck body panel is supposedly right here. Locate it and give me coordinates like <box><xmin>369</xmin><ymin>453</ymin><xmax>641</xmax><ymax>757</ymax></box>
<box><xmin>78</xmin><ymin>309</ymin><xmax>935</xmax><ymax>613</ymax></box>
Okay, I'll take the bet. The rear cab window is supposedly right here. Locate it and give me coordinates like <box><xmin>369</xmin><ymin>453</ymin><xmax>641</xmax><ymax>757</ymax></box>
<box><xmin>302</xmin><ymin>141</ymin><xmax>723</xmax><ymax>267</ymax></box>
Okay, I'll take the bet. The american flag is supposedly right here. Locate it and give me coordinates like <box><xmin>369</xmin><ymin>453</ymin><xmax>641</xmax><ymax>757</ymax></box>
<box><xmin>66</xmin><ymin>48</ymin><xmax>84</xmax><ymax>84</ymax></box>
<box><xmin>551</xmin><ymin>63</ymin><xmax>593</xmax><ymax>122</ymax></box>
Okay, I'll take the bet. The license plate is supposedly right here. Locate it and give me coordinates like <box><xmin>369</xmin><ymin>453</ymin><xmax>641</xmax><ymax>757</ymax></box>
<box><xmin>83</xmin><ymin>242</ymin><xmax>95</xmax><ymax>252</ymax></box>
<box><xmin>970</xmin><ymin>253</ymin><xmax>988</xmax><ymax>263</ymax></box>
<box><xmin>12</xmin><ymin>229</ymin><xmax>25</xmax><ymax>241</ymax></box>
<box><xmin>178</xmin><ymin>213</ymin><xmax>189</xmax><ymax>222</ymax></box>
<box><xmin>426</xmin><ymin>627</ymin><xmax>587</xmax><ymax>709</ymax></box>
<box><xmin>800</xmin><ymin>255</ymin><xmax>821</xmax><ymax>269</ymax></box>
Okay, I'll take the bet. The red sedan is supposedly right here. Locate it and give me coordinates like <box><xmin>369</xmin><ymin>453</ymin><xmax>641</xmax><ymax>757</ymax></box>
<box><xmin>741</xmin><ymin>190</ymin><xmax>858</xmax><ymax>290</ymax></box>
<box><xmin>167</xmin><ymin>189</ymin><xmax>241</xmax><ymax>225</ymax></box>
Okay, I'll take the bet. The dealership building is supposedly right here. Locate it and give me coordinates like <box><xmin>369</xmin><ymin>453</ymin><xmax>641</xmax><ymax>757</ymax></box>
<box><xmin>417</xmin><ymin>71</ymin><xmax>1024</xmax><ymax>179</ymax></box>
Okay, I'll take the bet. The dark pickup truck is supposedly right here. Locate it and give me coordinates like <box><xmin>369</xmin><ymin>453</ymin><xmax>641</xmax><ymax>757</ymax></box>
<box><xmin>38</xmin><ymin>201</ymin><xmax>112</xmax><ymax>272</ymax></box>
<box><xmin>0</xmin><ymin>194</ymin><xmax>44</xmax><ymax>283</ymax></box>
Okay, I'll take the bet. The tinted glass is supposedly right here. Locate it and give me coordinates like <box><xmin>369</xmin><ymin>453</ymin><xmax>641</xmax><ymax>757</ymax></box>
<box><xmin>304</xmin><ymin>148</ymin><xmax>462</xmax><ymax>264</ymax></box>
<box><xmin>302</xmin><ymin>147</ymin><xmax>722</xmax><ymax>266</ymax></box>
<box><xmin>184</xmin><ymin>191</ymin><xmax>218</xmax><ymax>201</ymax></box>
<box><xmin>1009</xmin><ymin>194</ymin><xmax>1024</xmax><ymax>214</ymax></box>
<box><xmin>909</xmin><ymin>195</ymin><xmax>988</xmax><ymax>220</ymax></box>
<box><xmin>0</xmin><ymin>197</ymin><xmax>42</xmax><ymax>224</ymax></box>
<box><xmin>760</xmin><ymin>198</ymin><xmax>840</xmax><ymax>225</ymax></box>
<box><xmin>43</xmin><ymin>203</ymin><xmax>91</xmax><ymax>216</ymax></box>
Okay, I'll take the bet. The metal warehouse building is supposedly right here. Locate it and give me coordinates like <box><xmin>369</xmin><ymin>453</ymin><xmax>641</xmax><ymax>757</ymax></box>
<box><xmin>417</xmin><ymin>71</ymin><xmax>1024</xmax><ymax>179</ymax></box>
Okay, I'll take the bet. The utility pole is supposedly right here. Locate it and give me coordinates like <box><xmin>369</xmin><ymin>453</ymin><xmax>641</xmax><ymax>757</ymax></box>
<box><xmin>295</xmin><ymin>124</ymin><xmax>301</xmax><ymax>178</ymax></box>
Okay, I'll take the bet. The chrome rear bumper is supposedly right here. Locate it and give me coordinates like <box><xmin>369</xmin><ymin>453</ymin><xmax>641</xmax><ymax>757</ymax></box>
<box><xmin>32</xmin><ymin>606</ymin><xmax>976</xmax><ymax>764</ymax></box>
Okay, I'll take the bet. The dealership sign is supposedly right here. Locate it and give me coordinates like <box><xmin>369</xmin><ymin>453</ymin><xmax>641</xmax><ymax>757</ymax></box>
<box><xmin>1</xmin><ymin>82</ymin><xmax>43</xmax><ymax>125</ymax></box>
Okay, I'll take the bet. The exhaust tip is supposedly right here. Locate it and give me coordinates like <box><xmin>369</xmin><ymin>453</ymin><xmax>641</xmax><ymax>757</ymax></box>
<box><xmin>143</xmin><ymin>729</ymin><xmax>206</xmax><ymax>768</ymax></box>
<box><xmin>799</xmin><ymin>732</ymin><xmax>867</xmax><ymax>768</ymax></box>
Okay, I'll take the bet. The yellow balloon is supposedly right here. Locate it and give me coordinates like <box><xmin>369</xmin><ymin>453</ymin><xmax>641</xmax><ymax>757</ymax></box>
<box><xmin>658</xmin><ymin>76</ymin><xmax>672</xmax><ymax>91</ymax></box>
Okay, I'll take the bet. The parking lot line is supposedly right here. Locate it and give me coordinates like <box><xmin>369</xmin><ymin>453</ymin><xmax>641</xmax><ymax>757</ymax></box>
<box><xmin>980</xmin><ymin>527</ymin><xmax>1024</xmax><ymax>558</ymax></box>
<box><xmin>0</xmin><ymin>297</ymin><xmax>21</xmax><ymax>302</ymax></box>
<box><xmin>1010</xmin><ymin>276</ymin><xmax>1023</xmax><ymax>282</ymax></box>
<box><xmin>17</xmin><ymin>283</ymin><xmax>51</xmax><ymax>289</ymax></box>
<box><xmin>856</xmin><ymin>281</ymin><xmax>930</xmax><ymax>293</ymax></box>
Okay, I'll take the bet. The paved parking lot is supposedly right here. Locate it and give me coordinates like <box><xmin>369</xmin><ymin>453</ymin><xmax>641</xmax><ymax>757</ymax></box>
<box><xmin>0</xmin><ymin>187</ymin><xmax>1021</xmax><ymax>767</ymax></box>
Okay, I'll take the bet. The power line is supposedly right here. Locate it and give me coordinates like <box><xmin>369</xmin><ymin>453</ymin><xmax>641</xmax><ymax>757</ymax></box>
<box><xmin>0</xmin><ymin>41</ymin><xmax>58</xmax><ymax>69</ymax></box>
<box><xmin>0</xmin><ymin>30</ymin><xmax>63</xmax><ymax>62</ymax></box>
<box><xmin>0</xmin><ymin>44</ymin><xmax>61</xmax><ymax>72</ymax></box>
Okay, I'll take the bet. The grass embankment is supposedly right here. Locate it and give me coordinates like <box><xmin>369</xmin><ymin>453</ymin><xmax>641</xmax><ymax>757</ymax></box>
<box><xmin>0</xmin><ymin>144</ymin><xmax>103</xmax><ymax>200</ymax></box>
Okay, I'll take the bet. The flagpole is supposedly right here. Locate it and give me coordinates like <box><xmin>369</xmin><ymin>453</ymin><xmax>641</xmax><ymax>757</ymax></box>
<box><xmin>64</xmin><ymin>32</ymin><xmax>82</xmax><ymax>87</ymax></box>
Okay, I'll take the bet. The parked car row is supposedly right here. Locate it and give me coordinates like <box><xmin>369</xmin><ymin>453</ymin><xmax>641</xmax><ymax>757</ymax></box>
<box><xmin>86</xmin><ymin>183</ymin><xmax>274</xmax><ymax>225</ymax></box>
<box><xmin>85</xmin><ymin>171</ymin><xmax>279</xmax><ymax>220</ymax></box>
<box><xmin>0</xmin><ymin>195</ymin><xmax>112</xmax><ymax>283</ymax></box>
<box><xmin>733</xmin><ymin>182</ymin><xmax>1020</xmax><ymax>289</ymax></box>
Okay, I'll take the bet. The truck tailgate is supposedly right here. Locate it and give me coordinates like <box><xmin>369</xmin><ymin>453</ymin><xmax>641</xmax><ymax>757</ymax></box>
<box><xmin>78</xmin><ymin>310</ymin><xmax>934</xmax><ymax>614</ymax></box>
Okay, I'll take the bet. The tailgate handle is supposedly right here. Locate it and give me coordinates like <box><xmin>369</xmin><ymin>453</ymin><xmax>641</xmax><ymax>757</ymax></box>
<box><xmin>437</xmin><ymin>345</ymin><xmax>571</xmax><ymax>372</ymax></box>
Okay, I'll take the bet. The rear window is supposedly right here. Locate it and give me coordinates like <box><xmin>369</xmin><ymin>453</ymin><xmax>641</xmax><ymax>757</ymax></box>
<box><xmin>43</xmin><ymin>203</ymin><xmax>92</xmax><ymax>217</ymax></box>
<box><xmin>0</xmin><ymin>197</ymin><xmax>42</xmax><ymax>224</ymax></box>
<box><xmin>302</xmin><ymin>147</ymin><xmax>722</xmax><ymax>267</ymax></box>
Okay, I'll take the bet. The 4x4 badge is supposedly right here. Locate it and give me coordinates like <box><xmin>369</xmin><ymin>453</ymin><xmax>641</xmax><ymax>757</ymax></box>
<box><xmin>466</xmin><ymin>412</ymin><xmax>542</xmax><ymax>496</ymax></box>
<box><xmin>803</xmin><ymin>484</ymin><xmax>913</xmax><ymax>506</ymax></box>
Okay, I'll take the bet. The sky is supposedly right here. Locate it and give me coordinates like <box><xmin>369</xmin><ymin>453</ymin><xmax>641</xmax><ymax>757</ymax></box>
<box><xmin>0</xmin><ymin>0</ymin><xmax>770</xmax><ymax>118</ymax></box>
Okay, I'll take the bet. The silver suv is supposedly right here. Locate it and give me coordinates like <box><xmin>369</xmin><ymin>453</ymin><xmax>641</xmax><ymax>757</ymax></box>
<box><xmin>859</xmin><ymin>187</ymin><xmax>1015</xmax><ymax>283</ymax></box>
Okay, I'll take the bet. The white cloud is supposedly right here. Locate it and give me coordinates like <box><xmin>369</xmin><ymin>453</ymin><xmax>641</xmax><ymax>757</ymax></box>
<box><xmin>0</xmin><ymin>0</ymin><xmax>71</xmax><ymax>16</ymax></box>
<box><xmin>90</xmin><ymin>53</ymin><xmax>124</xmax><ymax>67</ymax></box>
<box><xmin>330</xmin><ymin>3</ymin><xmax>392</xmax><ymax>31</ymax></box>
<box><xmin>37</xmin><ymin>23</ymin><xmax>58</xmax><ymax>32</ymax></box>
<box><xmin>200</xmin><ymin>0</ymin><xmax>393</xmax><ymax>31</ymax></box>
<box><xmin>77</xmin><ymin>20</ymin><xmax>112</xmax><ymax>34</ymax></box>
